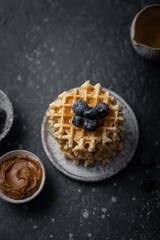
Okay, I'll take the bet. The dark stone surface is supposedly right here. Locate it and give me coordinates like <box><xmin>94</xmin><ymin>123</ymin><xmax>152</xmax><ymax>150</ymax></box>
<box><xmin>0</xmin><ymin>0</ymin><xmax>160</xmax><ymax>239</ymax></box>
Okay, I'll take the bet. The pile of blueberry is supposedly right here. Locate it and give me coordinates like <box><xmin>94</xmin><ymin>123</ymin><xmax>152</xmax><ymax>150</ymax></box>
<box><xmin>0</xmin><ymin>109</ymin><xmax>6</xmax><ymax>134</ymax></box>
<box><xmin>72</xmin><ymin>100</ymin><xmax>109</xmax><ymax>132</ymax></box>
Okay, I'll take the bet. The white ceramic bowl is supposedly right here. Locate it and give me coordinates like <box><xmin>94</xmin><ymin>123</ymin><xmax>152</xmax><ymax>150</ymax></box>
<box><xmin>0</xmin><ymin>150</ymin><xmax>46</xmax><ymax>204</ymax></box>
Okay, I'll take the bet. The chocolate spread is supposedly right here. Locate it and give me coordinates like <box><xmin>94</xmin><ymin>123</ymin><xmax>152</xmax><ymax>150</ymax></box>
<box><xmin>0</xmin><ymin>155</ymin><xmax>43</xmax><ymax>200</ymax></box>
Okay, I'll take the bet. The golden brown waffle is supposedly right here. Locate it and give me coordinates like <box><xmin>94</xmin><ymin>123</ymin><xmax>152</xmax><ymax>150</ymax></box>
<box><xmin>47</xmin><ymin>81</ymin><xmax>125</xmax><ymax>167</ymax></box>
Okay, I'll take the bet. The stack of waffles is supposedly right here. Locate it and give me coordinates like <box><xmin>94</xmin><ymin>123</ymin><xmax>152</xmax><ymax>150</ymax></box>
<box><xmin>47</xmin><ymin>81</ymin><xmax>125</xmax><ymax>167</ymax></box>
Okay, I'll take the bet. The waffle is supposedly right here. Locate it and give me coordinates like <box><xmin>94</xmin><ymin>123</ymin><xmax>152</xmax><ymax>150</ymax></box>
<box><xmin>47</xmin><ymin>81</ymin><xmax>125</xmax><ymax>167</ymax></box>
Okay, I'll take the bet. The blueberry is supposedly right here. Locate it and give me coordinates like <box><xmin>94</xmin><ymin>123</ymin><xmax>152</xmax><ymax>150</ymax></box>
<box><xmin>140</xmin><ymin>177</ymin><xmax>154</xmax><ymax>191</ymax></box>
<box><xmin>83</xmin><ymin>107</ymin><xmax>98</xmax><ymax>119</ymax></box>
<box><xmin>72</xmin><ymin>116</ymin><xmax>82</xmax><ymax>127</ymax></box>
<box><xmin>0</xmin><ymin>109</ymin><xmax>6</xmax><ymax>125</ymax></box>
<box><xmin>83</xmin><ymin>118</ymin><xmax>99</xmax><ymax>132</ymax></box>
<box><xmin>72</xmin><ymin>100</ymin><xmax>88</xmax><ymax>116</ymax></box>
<box><xmin>140</xmin><ymin>153</ymin><xmax>154</xmax><ymax>167</ymax></box>
<box><xmin>95</xmin><ymin>103</ymin><xmax>109</xmax><ymax>118</ymax></box>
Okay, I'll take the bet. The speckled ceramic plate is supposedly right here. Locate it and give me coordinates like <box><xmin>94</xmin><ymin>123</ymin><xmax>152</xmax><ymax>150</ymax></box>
<box><xmin>0</xmin><ymin>90</ymin><xmax>14</xmax><ymax>142</ymax></box>
<box><xmin>41</xmin><ymin>88</ymin><xmax>139</xmax><ymax>182</ymax></box>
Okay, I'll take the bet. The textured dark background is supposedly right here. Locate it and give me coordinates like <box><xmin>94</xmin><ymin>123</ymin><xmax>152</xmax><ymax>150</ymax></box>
<box><xmin>0</xmin><ymin>0</ymin><xmax>160</xmax><ymax>239</ymax></box>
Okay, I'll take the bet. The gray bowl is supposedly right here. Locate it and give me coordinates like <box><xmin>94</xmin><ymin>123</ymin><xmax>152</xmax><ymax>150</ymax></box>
<box><xmin>0</xmin><ymin>90</ymin><xmax>14</xmax><ymax>141</ymax></box>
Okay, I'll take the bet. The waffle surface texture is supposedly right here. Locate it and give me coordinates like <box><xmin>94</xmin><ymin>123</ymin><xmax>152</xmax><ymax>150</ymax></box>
<box><xmin>47</xmin><ymin>81</ymin><xmax>125</xmax><ymax>167</ymax></box>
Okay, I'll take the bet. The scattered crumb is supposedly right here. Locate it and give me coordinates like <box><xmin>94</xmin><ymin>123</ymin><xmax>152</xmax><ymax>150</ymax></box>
<box><xmin>147</xmin><ymin>211</ymin><xmax>151</xmax><ymax>216</ymax></box>
<box><xmin>78</xmin><ymin>189</ymin><xmax>81</xmax><ymax>193</ymax></box>
<box><xmin>82</xmin><ymin>211</ymin><xmax>89</xmax><ymax>218</ymax></box>
<box><xmin>132</xmin><ymin>197</ymin><xmax>136</xmax><ymax>201</ymax></box>
<box><xmin>101</xmin><ymin>207</ymin><xmax>107</xmax><ymax>213</ymax></box>
<box><xmin>113</xmin><ymin>182</ymin><xmax>117</xmax><ymax>187</ymax></box>
<box><xmin>33</xmin><ymin>225</ymin><xmax>38</xmax><ymax>229</ymax></box>
<box><xmin>69</xmin><ymin>233</ymin><xmax>73</xmax><ymax>240</ymax></box>
<box><xmin>101</xmin><ymin>214</ymin><xmax>105</xmax><ymax>219</ymax></box>
<box><xmin>92</xmin><ymin>188</ymin><xmax>96</xmax><ymax>192</ymax></box>
<box><xmin>87</xmin><ymin>233</ymin><xmax>92</xmax><ymax>238</ymax></box>
<box><xmin>17</xmin><ymin>74</ymin><xmax>22</xmax><ymax>81</ymax></box>
<box><xmin>51</xmin><ymin>218</ymin><xmax>55</xmax><ymax>222</ymax></box>
<box><xmin>111</xmin><ymin>196</ymin><xmax>117</xmax><ymax>203</ymax></box>
<box><xmin>50</xmin><ymin>235</ymin><xmax>53</xmax><ymax>238</ymax></box>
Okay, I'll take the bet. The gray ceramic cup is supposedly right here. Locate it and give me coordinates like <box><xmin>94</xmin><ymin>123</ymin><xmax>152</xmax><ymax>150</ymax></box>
<box><xmin>130</xmin><ymin>4</ymin><xmax>160</xmax><ymax>61</ymax></box>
